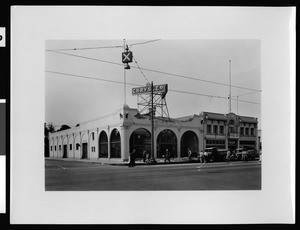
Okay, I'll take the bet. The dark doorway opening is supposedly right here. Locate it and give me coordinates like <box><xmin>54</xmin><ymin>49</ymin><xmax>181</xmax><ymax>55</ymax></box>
<box><xmin>82</xmin><ymin>143</ymin><xmax>88</xmax><ymax>159</ymax></box>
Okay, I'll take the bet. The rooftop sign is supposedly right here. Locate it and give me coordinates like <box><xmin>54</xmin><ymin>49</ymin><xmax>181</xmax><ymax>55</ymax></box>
<box><xmin>132</xmin><ymin>84</ymin><xmax>168</xmax><ymax>95</ymax></box>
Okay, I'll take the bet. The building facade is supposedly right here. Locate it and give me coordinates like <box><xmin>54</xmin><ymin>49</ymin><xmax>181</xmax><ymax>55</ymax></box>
<box><xmin>48</xmin><ymin>105</ymin><xmax>259</xmax><ymax>162</ymax></box>
<box><xmin>200</xmin><ymin>111</ymin><xmax>258</xmax><ymax>152</ymax></box>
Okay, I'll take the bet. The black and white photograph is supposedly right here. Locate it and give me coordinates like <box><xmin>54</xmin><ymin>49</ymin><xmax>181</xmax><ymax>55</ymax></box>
<box><xmin>10</xmin><ymin>6</ymin><xmax>295</xmax><ymax>224</ymax></box>
<box><xmin>45</xmin><ymin>39</ymin><xmax>262</xmax><ymax>191</ymax></box>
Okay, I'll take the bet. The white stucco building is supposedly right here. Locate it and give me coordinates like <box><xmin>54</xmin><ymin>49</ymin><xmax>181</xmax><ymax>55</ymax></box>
<box><xmin>48</xmin><ymin>104</ymin><xmax>259</xmax><ymax>162</ymax></box>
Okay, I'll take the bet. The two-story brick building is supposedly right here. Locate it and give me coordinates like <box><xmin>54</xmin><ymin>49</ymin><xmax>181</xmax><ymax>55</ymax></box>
<box><xmin>199</xmin><ymin>111</ymin><xmax>258</xmax><ymax>152</ymax></box>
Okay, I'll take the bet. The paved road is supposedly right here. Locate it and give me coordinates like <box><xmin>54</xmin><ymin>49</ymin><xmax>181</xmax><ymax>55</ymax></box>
<box><xmin>45</xmin><ymin>159</ymin><xmax>261</xmax><ymax>191</ymax></box>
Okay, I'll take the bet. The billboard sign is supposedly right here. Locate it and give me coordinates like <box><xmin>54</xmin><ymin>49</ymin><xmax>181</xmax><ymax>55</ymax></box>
<box><xmin>132</xmin><ymin>84</ymin><xmax>168</xmax><ymax>95</ymax></box>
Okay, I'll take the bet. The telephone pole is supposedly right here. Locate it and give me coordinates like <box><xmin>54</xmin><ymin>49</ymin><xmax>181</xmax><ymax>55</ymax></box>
<box><xmin>150</xmin><ymin>81</ymin><xmax>157</xmax><ymax>164</ymax></box>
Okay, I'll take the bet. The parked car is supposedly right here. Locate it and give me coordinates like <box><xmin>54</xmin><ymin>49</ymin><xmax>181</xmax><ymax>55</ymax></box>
<box><xmin>245</xmin><ymin>149</ymin><xmax>257</xmax><ymax>160</ymax></box>
<box><xmin>204</xmin><ymin>147</ymin><xmax>218</xmax><ymax>162</ymax></box>
<box><xmin>215</xmin><ymin>148</ymin><xmax>229</xmax><ymax>162</ymax></box>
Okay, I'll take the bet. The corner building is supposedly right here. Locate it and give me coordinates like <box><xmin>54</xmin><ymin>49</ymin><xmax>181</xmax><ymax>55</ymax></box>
<box><xmin>48</xmin><ymin>105</ymin><xmax>259</xmax><ymax>162</ymax></box>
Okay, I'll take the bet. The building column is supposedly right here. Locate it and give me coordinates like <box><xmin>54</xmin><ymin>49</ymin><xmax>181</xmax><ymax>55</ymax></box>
<box><xmin>79</xmin><ymin>132</ymin><xmax>82</xmax><ymax>159</ymax></box>
<box><xmin>177</xmin><ymin>135</ymin><xmax>181</xmax><ymax>158</ymax></box>
<box><xmin>121</xmin><ymin>126</ymin><xmax>129</xmax><ymax>161</ymax></box>
<box><xmin>107</xmin><ymin>127</ymin><xmax>111</xmax><ymax>160</ymax></box>
<box><xmin>72</xmin><ymin>133</ymin><xmax>76</xmax><ymax>159</ymax></box>
<box><xmin>225</xmin><ymin>124</ymin><xmax>228</xmax><ymax>150</ymax></box>
<box><xmin>87</xmin><ymin>130</ymin><xmax>90</xmax><ymax>159</ymax></box>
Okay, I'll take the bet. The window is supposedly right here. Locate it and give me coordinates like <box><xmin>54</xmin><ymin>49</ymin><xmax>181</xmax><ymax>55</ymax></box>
<box><xmin>207</xmin><ymin>125</ymin><xmax>211</xmax><ymax>134</ymax></box>
<box><xmin>219</xmin><ymin>126</ymin><xmax>224</xmax><ymax>134</ymax></box>
<box><xmin>59</xmin><ymin>145</ymin><xmax>61</xmax><ymax>150</ymax></box>
<box><xmin>70</xmin><ymin>144</ymin><xmax>72</xmax><ymax>150</ymax></box>
<box><xmin>251</xmin><ymin>128</ymin><xmax>254</xmax><ymax>136</ymax></box>
<box><xmin>55</xmin><ymin>146</ymin><xmax>56</xmax><ymax>151</ymax></box>
<box><xmin>213</xmin><ymin>125</ymin><xmax>218</xmax><ymax>134</ymax></box>
<box><xmin>51</xmin><ymin>146</ymin><xmax>52</xmax><ymax>151</ymax></box>
<box><xmin>245</xmin><ymin>127</ymin><xmax>249</xmax><ymax>136</ymax></box>
<box><xmin>240</xmin><ymin>127</ymin><xmax>244</xmax><ymax>135</ymax></box>
<box><xmin>76</xmin><ymin>143</ymin><xmax>80</xmax><ymax>150</ymax></box>
<box><xmin>92</xmin><ymin>132</ymin><xmax>94</xmax><ymax>141</ymax></box>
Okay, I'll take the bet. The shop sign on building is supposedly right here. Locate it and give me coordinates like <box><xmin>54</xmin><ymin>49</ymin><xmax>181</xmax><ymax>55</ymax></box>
<box><xmin>229</xmin><ymin>133</ymin><xmax>239</xmax><ymax>139</ymax></box>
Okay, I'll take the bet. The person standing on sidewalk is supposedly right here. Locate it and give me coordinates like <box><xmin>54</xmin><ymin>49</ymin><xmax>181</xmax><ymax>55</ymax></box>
<box><xmin>128</xmin><ymin>149</ymin><xmax>136</xmax><ymax>167</ymax></box>
<box><xmin>188</xmin><ymin>148</ymin><xmax>192</xmax><ymax>162</ymax></box>
<box><xmin>199</xmin><ymin>151</ymin><xmax>205</xmax><ymax>163</ymax></box>
<box><xmin>142</xmin><ymin>150</ymin><xmax>147</xmax><ymax>162</ymax></box>
<box><xmin>164</xmin><ymin>149</ymin><xmax>170</xmax><ymax>162</ymax></box>
<box><xmin>226</xmin><ymin>149</ymin><xmax>231</xmax><ymax>163</ymax></box>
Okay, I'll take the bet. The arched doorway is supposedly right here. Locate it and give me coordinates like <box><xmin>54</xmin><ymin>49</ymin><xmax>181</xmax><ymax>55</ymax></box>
<box><xmin>180</xmin><ymin>130</ymin><xmax>199</xmax><ymax>157</ymax></box>
<box><xmin>110</xmin><ymin>128</ymin><xmax>121</xmax><ymax>158</ymax></box>
<box><xmin>157</xmin><ymin>129</ymin><xmax>177</xmax><ymax>158</ymax></box>
<box><xmin>129</xmin><ymin>128</ymin><xmax>151</xmax><ymax>159</ymax></box>
<box><xmin>99</xmin><ymin>131</ymin><xmax>108</xmax><ymax>158</ymax></box>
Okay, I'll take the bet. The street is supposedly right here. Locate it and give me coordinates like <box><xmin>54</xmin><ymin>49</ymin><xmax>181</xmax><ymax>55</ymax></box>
<box><xmin>45</xmin><ymin>159</ymin><xmax>261</xmax><ymax>191</ymax></box>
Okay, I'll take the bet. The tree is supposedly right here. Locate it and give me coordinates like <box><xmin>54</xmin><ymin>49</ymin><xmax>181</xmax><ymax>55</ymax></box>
<box><xmin>57</xmin><ymin>124</ymin><xmax>71</xmax><ymax>131</ymax></box>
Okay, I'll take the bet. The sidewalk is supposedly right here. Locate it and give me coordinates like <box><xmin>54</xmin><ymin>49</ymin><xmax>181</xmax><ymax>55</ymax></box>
<box><xmin>45</xmin><ymin>157</ymin><xmax>260</xmax><ymax>166</ymax></box>
<box><xmin>46</xmin><ymin>157</ymin><xmax>195</xmax><ymax>166</ymax></box>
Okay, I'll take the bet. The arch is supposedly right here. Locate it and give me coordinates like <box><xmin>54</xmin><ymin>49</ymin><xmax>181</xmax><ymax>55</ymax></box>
<box><xmin>180</xmin><ymin>130</ymin><xmax>199</xmax><ymax>157</ymax></box>
<box><xmin>157</xmin><ymin>129</ymin><xmax>177</xmax><ymax>158</ymax></box>
<box><xmin>99</xmin><ymin>130</ymin><xmax>108</xmax><ymax>158</ymax></box>
<box><xmin>129</xmin><ymin>128</ymin><xmax>151</xmax><ymax>159</ymax></box>
<box><xmin>110</xmin><ymin>128</ymin><xmax>121</xmax><ymax>158</ymax></box>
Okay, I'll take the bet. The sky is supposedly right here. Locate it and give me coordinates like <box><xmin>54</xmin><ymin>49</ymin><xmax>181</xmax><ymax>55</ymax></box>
<box><xmin>45</xmin><ymin>39</ymin><xmax>261</xmax><ymax>129</ymax></box>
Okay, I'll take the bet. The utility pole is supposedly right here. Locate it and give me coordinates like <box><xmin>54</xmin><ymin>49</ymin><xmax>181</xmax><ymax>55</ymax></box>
<box><xmin>229</xmin><ymin>59</ymin><xmax>232</xmax><ymax>113</ymax></box>
<box><xmin>123</xmin><ymin>39</ymin><xmax>127</xmax><ymax>105</ymax></box>
<box><xmin>150</xmin><ymin>81</ymin><xmax>156</xmax><ymax>164</ymax></box>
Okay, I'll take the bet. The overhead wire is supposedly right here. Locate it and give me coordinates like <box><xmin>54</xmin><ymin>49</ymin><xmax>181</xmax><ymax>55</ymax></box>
<box><xmin>46</xmin><ymin>50</ymin><xmax>261</xmax><ymax>93</ymax></box>
<box><xmin>132</xmin><ymin>55</ymin><xmax>150</xmax><ymax>84</ymax></box>
<box><xmin>45</xmin><ymin>70</ymin><xmax>261</xmax><ymax>105</ymax></box>
<box><xmin>46</xmin><ymin>39</ymin><xmax>161</xmax><ymax>52</ymax></box>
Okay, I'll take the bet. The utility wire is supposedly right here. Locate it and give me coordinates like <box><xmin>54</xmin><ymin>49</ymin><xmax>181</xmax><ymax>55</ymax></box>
<box><xmin>46</xmin><ymin>50</ymin><xmax>261</xmax><ymax>92</ymax></box>
<box><xmin>46</xmin><ymin>70</ymin><xmax>261</xmax><ymax>105</ymax></box>
<box><xmin>232</xmin><ymin>90</ymin><xmax>262</xmax><ymax>98</ymax></box>
<box><xmin>46</xmin><ymin>39</ymin><xmax>161</xmax><ymax>52</ymax></box>
<box><xmin>128</xmin><ymin>39</ymin><xmax>161</xmax><ymax>47</ymax></box>
<box><xmin>132</xmin><ymin>55</ymin><xmax>150</xmax><ymax>84</ymax></box>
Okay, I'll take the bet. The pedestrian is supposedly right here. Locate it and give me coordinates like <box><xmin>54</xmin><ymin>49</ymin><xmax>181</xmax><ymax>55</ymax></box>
<box><xmin>203</xmin><ymin>151</ymin><xmax>208</xmax><ymax>163</ymax></box>
<box><xmin>164</xmin><ymin>149</ymin><xmax>170</xmax><ymax>162</ymax></box>
<box><xmin>244</xmin><ymin>150</ymin><xmax>248</xmax><ymax>162</ymax></box>
<box><xmin>188</xmin><ymin>148</ymin><xmax>192</xmax><ymax>162</ymax></box>
<box><xmin>259</xmin><ymin>150</ymin><xmax>262</xmax><ymax>162</ymax></box>
<box><xmin>142</xmin><ymin>150</ymin><xmax>147</xmax><ymax>162</ymax></box>
<box><xmin>146</xmin><ymin>152</ymin><xmax>151</xmax><ymax>165</ymax></box>
<box><xmin>128</xmin><ymin>149</ymin><xmax>136</xmax><ymax>167</ymax></box>
<box><xmin>199</xmin><ymin>151</ymin><xmax>205</xmax><ymax>163</ymax></box>
<box><xmin>226</xmin><ymin>149</ymin><xmax>231</xmax><ymax>163</ymax></box>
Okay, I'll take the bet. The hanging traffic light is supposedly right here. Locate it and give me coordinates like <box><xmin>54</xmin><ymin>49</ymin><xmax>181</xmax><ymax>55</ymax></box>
<box><xmin>122</xmin><ymin>44</ymin><xmax>133</xmax><ymax>69</ymax></box>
